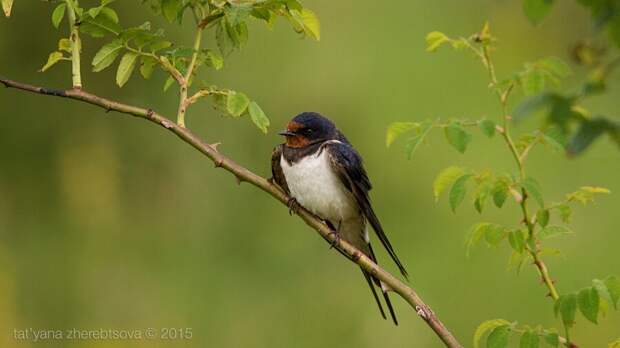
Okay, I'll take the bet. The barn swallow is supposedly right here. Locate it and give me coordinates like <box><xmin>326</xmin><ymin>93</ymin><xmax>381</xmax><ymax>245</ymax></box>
<box><xmin>271</xmin><ymin>112</ymin><xmax>408</xmax><ymax>325</ymax></box>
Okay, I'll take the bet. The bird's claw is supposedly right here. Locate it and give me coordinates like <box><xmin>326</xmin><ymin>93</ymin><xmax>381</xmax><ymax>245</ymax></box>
<box><xmin>328</xmin><ymin>230</ymin><xmax>341</xmax><ymax>249</ymax></box>
<box><xmin>287</xmin><ymin>197</ymin><xmax>300</xmax><ymax>215</ymax></box>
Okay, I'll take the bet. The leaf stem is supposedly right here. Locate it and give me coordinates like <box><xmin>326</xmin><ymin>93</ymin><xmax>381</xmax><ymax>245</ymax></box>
<box><xmin>177</xmin><ymin>26</ymin><xmax>203</xmax><ymax>127</ymax></box>
<box><xmin>65</xmin><ymin>0</ymin><xmax>82</xmax><ymax>89</ymax></box>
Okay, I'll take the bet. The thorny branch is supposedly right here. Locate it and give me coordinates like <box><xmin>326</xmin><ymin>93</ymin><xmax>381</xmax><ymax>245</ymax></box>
<box><xmin>0</xmin><ymin>76</ymin><xmax>463</xmax><ymax>348</ymax></box>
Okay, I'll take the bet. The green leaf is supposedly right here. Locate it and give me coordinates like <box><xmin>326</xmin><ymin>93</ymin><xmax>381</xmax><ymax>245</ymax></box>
<box><xmin>491</xmin><ymin>180</ymin><xmax>509</xmax><ymax>208</ymax></box>
<box><xmin>539</xmin><ymin>225</ymin><xmax>572</xmax><ymax>239</ymax></box>
<box><xmin>58</xmin><ymin>38</ymin><xmax>72</xmax><ymax>53</ymax></box>
<box><xmin>139</xmin><ymin>56</ymin><xmax>157</xmax><ymax>79</ymax></box>
<box><xmin>556</xmin><ymin>293</ymin><xmax>577</xmax><ymax>327</ymax></box>
<box><xmin>449</xmin><ymin>174</ymin><xmax>472</xmax><ymax>212</ymax></box>
<box><xmin>386</xmin><ymin>122</ymin><xmax>419</xmax><ymax>147</ymax></box>
<box><xmin>404</xmin><ymin>122</ymin><xmax>433</xmax><ymax>159</ymax></box>
<box><xmin>163</xmin><ymin>76</ymin><xmax>175</xmax><ymax>92</ymax></box>
<box><xmin>444</xmin><ymin>122</ymin><xmax>472</xmax><ymax>153</ymax></box>
<box><xmin>542</xmin><ymin>127</ymin><xmax>566</xmax><ymax>152</ymax></box>
<box><xmin>567</xmin><ymin>118</ymin><xmax>618</xmax><ymax>156</ymax></box>
<box><xmin>2</xmin><ymin>0</ymin><xmax>13</xmax><ymax>17</ymax></box>
<box><xmin>203</xmin><ymin>50</ymin><xmax>224</xmax><ymax>70</ymax></box>
<box><xmin>40</xmin><ymin>51</ymin><xmax>64</xmax><ymax>72</ymax></box>
<box><xmin>542</xmin><ymin>331</ymin><xmax>559</xmax><ymax>347</ymax></box>
<box><xmin>92</xmin><ymin>39</ymin><xmax>123</xmax><ymax>72</ymax></box>
<box><xmin>522</xmin><ymin>68</ymin><xmax>545</xmax><ymax>95</ymax></box>
<box><xmin>578</xmin><ymin>286</ymin><xmax>600</xmax><ymax>323</ymax></box>
<box><xmin>248</xmin><ymin>101</ymin><xmax>269</xmax><ymax>134</ymax></box>
<box><xmin>592</xmin><ymin>278</ymin><xmax>613</xmax><ymax>311</ymax></box>
<box><xmin>426</xmin><ymin>31</ymin><xmax>450</xmax><ymax>52</ymax></box>
<box><xmin>536</xmin><ymin>209</ymin><xmax>549</xmax><ymax>227</ymax></box>
<box><xmin>299</xmin><ymin>8</ymin><xmax>320</xmax><ymax>40</ymax></box>
<box><xmin>566</xmin><ymin>186</ymin><xmax>611</xmax><ymax>204</ymax></box>
<box><xmin>479</xmin><ymin>119</ymin><xmax>496</xmax><ymax>137</ymax></box>
<box><xmin>508</xmin><ymin>229</ymin><xmax>526</xmax><ymax>253</ymax></box>
<box><xmin>433</xmin><ymin>166</ymin><xmax>466</xmax><ymax>201</ymax></box>
<box><xmin>484</xmin><ymin>224</ymin><xmax>507</xmax><ymax>247</ymax></box>
<box><xmin>52</xmin><ymin>3</ymin><xmax>66</xmax><ymax>28</ymax></box>
<box><xmin>474</xmin><ymin>180</ymin><xmax>492</xmax><ymax>213</ymax></box>
<box><xmin>116</xmin><ymin>52</ymin><xmax>138</xmax><ymax>87</ymax></box>
<box><xmin>539</xmin><ymin>56</ymin><xmax>571</xmax><ymax>79</ymax></box>
<box><xmin>523</xmin><ymin>0</ymin><xmax>554</xmax><ymax>25</ymax></box>
<box><xmin>473</xmin><ymin>319</ymin><xmax>511</xmax><ymax>348</ymax></box>
<box><xmin>521</xmin><ymin>177</ymin><xmax>544</xmax><ymax>206</ymax></box>
<box><xmin>519</xmin><ymin>330</ymin><xmax>539</xmax><ymax>348</ymax></box>
<box><xmin>487</xmin><ymin>325</ymin><xmax>511</xmax><ymax>348</ymax></box>
<box><xmin>555</xmin><ymin>203</ymin><xmax>572</xmax><ymax>223</ymax></box>
<box><xmin>466</xmin><ymin>223</ymin><xmax>490</xmax><ymax>257</ymax></box>
<box><xmin>605</xmin><ymin>276</ymin><xmax>620</xmax><ymax>309</ymax></box>
<box><xmin>226</xmin><ymin>92</ymin><xmax>250</xmax><ymax>117</ymax></box>
<box><xmin>80</xmin><ymin>10</ymin><xmax>122</xmax><ymax>37</ymax></box>
<box><xmin>162</xmin><ymin>0</ymin><xmax>182</xmax><ymax>22</ymax></box>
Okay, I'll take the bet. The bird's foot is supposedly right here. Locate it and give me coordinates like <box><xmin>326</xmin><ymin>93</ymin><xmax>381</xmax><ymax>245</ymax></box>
<box><xmin>327</xmin><ymin>230</ymin><xmax>341</xmax><ymax>249</ymax></box>
<box><xmin>287</xmin><ymin>197</ymin><xmax>301</xmax><ymax>215</ymax></box>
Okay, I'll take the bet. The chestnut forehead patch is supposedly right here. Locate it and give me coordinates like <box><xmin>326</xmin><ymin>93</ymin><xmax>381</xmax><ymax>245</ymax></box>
<box><xmin>287</xmin><ymin>121</ymin><xmax>304</xmax><ymax>132</ymax></box>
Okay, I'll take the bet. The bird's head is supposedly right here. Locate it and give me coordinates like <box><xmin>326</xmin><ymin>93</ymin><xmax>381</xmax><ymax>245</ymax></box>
<box><xmin>279</xmin><ymin>112</ymin><xmax>339</xmax><ymax>148</ymax></box>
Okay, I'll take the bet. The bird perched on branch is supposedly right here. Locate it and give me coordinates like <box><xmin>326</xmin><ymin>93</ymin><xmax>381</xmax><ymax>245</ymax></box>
<box><xmin>271</xmin><ymin>112</ymin><xmax>408</xmax><ymax>325</ymax></box>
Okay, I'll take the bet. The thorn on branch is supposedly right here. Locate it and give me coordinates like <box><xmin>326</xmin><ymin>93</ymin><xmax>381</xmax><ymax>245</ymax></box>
<box><xmin>214</xmin><ymin>159</ymin><xmax>224</xmax><ymax>168</ymax></box>
<box><xmin>352</xmin><ymin>251</ymin><xmax>362</xmax><ymax>262</ymax></box>
<box><xmin>235</xmin><ymin>175</ymin><xmax>244</xmax><ymax>185</ymax></box>
<box><xmin>210</xmin><ymin>142</ymin><xmax>221</xmax><ymax>151</ymax></box>
<box><xmin>161</xmin><ymin>119</ymin><xmax>174</xmax><ymax>129</ymax></box>
<box><xmin>416</xmin><ymin>305</ymin><xmax>428</xmax><ymax>319</ymax></box>
<box><xmin>146</xmin><ymin>109</ymin><xmax>154</xmax><ymax>119</ymax></box>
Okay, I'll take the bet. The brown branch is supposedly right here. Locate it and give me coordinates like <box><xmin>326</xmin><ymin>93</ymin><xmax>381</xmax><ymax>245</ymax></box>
<box><xmin>0</xmin><ymin>76</ymin><xmax>463</xmax><ymax>348</ymax></box>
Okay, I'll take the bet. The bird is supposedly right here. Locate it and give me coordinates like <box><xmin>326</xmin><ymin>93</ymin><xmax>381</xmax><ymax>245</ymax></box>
<box><xmin>270</xmin><ymin>111</ymin><xmax>408</xmax><ymax>325</ymax></box>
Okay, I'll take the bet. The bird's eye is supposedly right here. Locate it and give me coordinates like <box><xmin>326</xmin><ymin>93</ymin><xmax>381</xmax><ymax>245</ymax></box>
<box><xmin>304</xmin><ymin>128</ymin><xmax>313</xmax><ymax>135</ymax></box>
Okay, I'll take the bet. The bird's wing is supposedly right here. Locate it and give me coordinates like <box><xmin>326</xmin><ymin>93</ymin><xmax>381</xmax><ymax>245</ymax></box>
<box><xmin>270</xmin><ymin>144</ymin><xmax>290</xmax><ymax>195</ymax></box>
<box><xmin>323</xmin><ymin>140</ymin><xmax>408</xmax><ymax>279</ymax></box>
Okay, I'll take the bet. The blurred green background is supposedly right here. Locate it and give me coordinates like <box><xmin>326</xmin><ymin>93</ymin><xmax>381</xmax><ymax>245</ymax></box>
<box><xmin>1</xmin><ymin>1</ymin><xmax>618</xmax><ymax>347</ymax></box>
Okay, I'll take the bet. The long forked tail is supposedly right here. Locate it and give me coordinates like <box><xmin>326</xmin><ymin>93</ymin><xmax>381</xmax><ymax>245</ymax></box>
<box><xmin>361</xmin><ymin>269</ymin><xmax>386</xmax><ymax>320</ymax></box>
<box><xmin>362</xmin><ymin>243</ymin><xmax>399</xmax><ymax>325</ymax></box>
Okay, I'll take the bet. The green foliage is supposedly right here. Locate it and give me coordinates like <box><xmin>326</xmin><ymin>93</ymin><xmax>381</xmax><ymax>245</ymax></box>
<box><xmin>40</xmin><ymin>51</ymin><xmax>67</xmax><ymax>72</ymax></box>
<box><xmin>523</xmin><ymin>0</ymin><xmax>554</xmax><ymax>25</ymax></box>
<box><xmin>412</xmin><ymin>22</ymin><xmax>618</xmax><ymax>345</ymax></box>
<box><xmin>386</xmin><ymin>122</ymin><xmax>419</xmax><ymax>147</ymax></box>
<box><xmin>474</xmin><ymin>320</ymin><xmax>563</xmax><ymax>348</ymax></box>
<box><xmin>35</xmin><ymin>0</ymin><xmax>320</xmax><ymax>133</ymax></box>
<box><xmin>433</xmin><ymin>166</ymin><xmax>466</xmax><ymax>201</ymax></box>
<box><xmin>538</xmin><ymin>225</ymin><xmax>572</xmax><ymax>239</ymax></box>
<box><xmin>552</xmin><ymin>278</ymin><xmax>620</xmax><ymax>328</ymax></box>
<box><xmin>449</xmin><ymin>173</ymin><xmax>472</xmax><ymax>212</ymax></box>
<box><xmin>566</xmin><ymin>186</ymin><xmax>610</xmax><ymax>204</ymax></box>
<box><xmin>404</xmin><ymin>122</ymin><xmax>433</xmax><ymax>159</ymax></box>
<box><xmin>116</xmin><ymin>52</ymin><xmax>138</xmax><ymax>87</ymax></box>
<box><xmin>519</xmin><ymin>330</ymin><xmax>540</xmax><ymax>348</ymax></box>
<box><xmin>248</xmin><ymin>102</ymin><xmax>269</xmax><ymax>134</ymax></box>
<box><xmin>2</xmin><ymin>0</ymin><xmax>13</xmax><ymax>17</ymax></box>
<box><xmin>52</xmin><ymin>3</ymin><xmax>67</xmax><ymax>28</ymax></box>
<box><xmin>226</xmin><ymin>91</ymin><xmax>250</xmax><ymax>117</ymax></box>
<box><xmin>473</xmin><ymin>319</ymin><xmax>511</xmax><ymax>348</ymax></box>
<box><xmin>521</xmin><ymin>177</ymin><xmax>544</xmax><ymax>207</ymax></box>
<box><xmin>444</xmin><ymin>121</ymin><xmax>473</xmax><ymax>153</ymax></box>
<box><xmin>479</xmin><ymin>119</ymin><xmax>496</xmax><ymax>138</ymax></box>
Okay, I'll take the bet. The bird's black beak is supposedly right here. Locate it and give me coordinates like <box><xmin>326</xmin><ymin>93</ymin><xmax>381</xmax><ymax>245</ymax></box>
<box><xmin>278</xmin><ymin>130</ymin><xmax>296</xmax><ymax>137</ymax></box>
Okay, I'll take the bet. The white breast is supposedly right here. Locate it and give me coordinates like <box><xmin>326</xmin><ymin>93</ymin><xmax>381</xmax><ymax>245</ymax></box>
<box><xmin>280</xmin><ymin>150</ymin><xmax>357</xmax><ymax>223</ymax></box>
